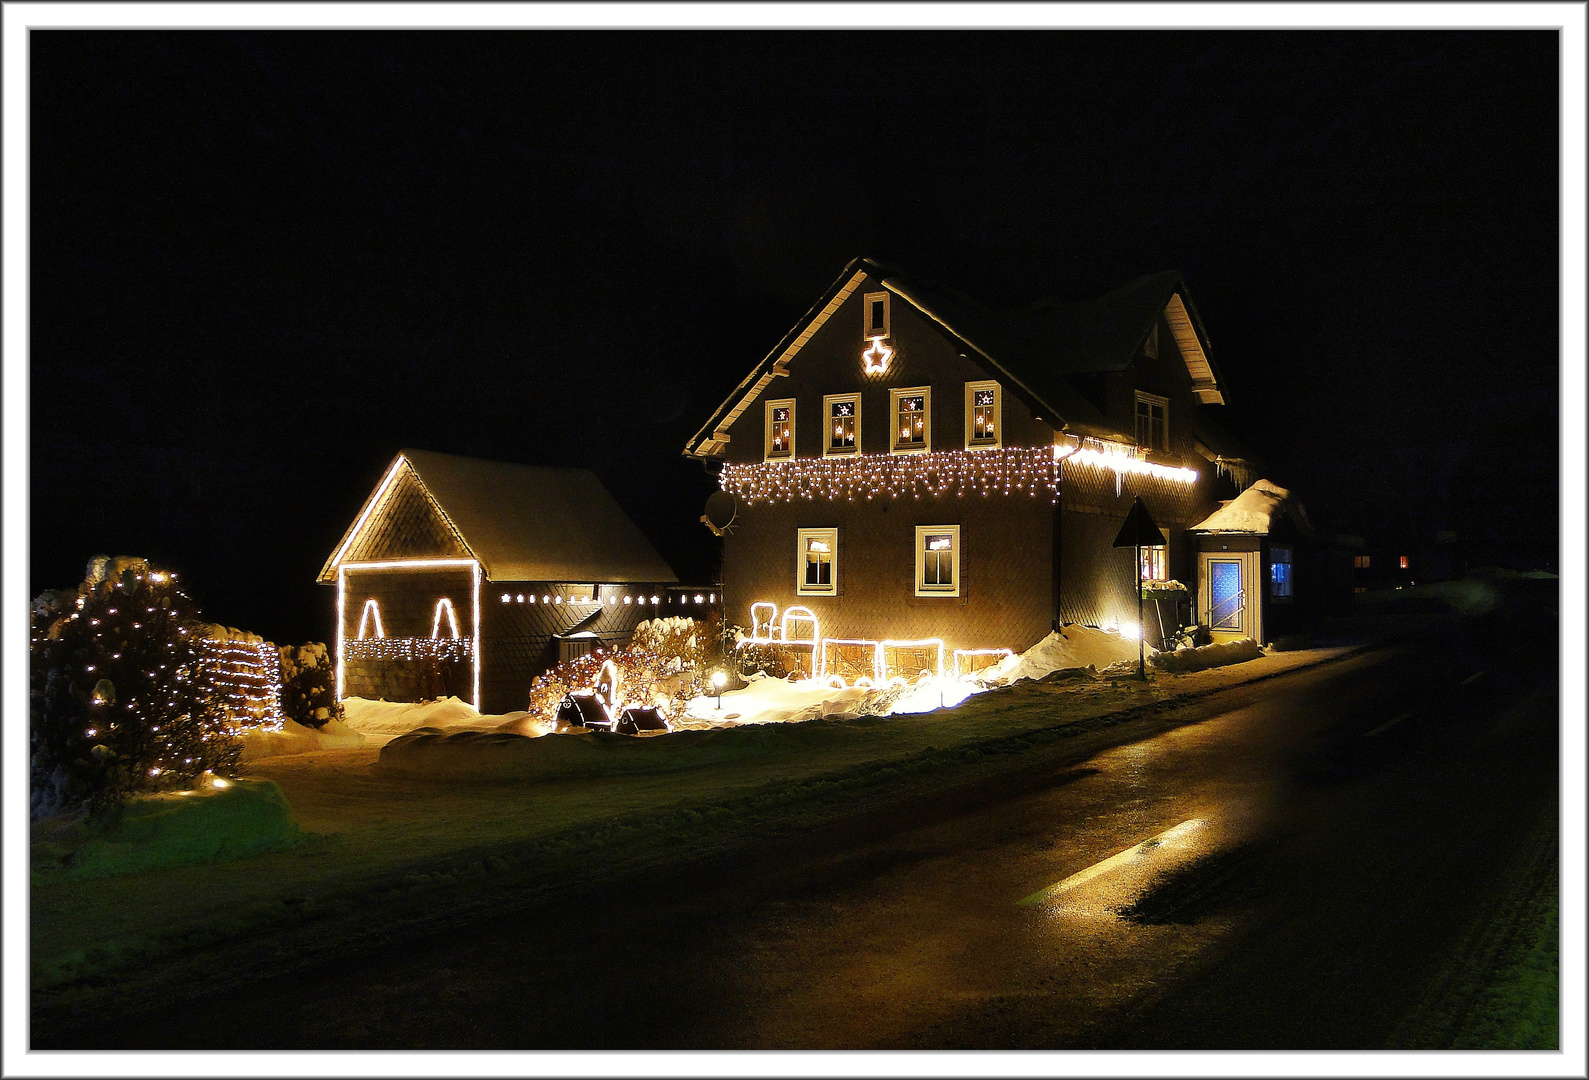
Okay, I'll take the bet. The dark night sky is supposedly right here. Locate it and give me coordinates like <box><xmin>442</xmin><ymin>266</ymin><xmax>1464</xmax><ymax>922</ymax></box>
<box><xmin>30</xmin><ymin>30</ymin><xmax>1560</xmax><ymax>647</ymax></box>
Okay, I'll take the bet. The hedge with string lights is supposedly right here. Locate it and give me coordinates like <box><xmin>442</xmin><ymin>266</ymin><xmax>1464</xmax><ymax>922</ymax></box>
<box><xmin>30</xmin><ymin>556</ymin><xmax>238</xmax><ymax>819</ymax></box>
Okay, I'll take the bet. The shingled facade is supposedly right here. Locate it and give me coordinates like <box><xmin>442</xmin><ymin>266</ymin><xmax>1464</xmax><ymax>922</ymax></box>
<box><xmin>686</xmin><ymin>258</ymin><xmax>1264</xmax><ymax>672</ymax></box>
<box><xmin>318</xmin><ymin>450</ymin><xmax>683</xmax><ymax>713</ymax></box>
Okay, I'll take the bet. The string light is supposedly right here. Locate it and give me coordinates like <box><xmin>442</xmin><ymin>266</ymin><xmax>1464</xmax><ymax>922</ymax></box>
<box><xmin>721</xmin><ymin>440</ymin><xmax>1198</xmax><ymax>507</ymax></box>
<box><xmin>953</xmin><ymin>648</ymin><xmax>1012</xmax><ymax>678</ymax></box>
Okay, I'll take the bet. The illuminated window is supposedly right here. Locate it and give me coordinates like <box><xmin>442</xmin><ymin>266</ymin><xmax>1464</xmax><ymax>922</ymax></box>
<box><xmin>1135</xmin><ymin>391</ymin><xmax>1168</xmax><ymax>452</ymax></box>
<box><xmin>1141</xmin><ymin>545</ymin><xmax>1167</xmax><ymax>582</ymax></box>
<box><xmin>765</xmin><ymin>398</ymin><xmax>795</xmax><ymax>460</ymax></box>
<box><xmin>1399</xmin><ymin>555</ymin><xmax>1410</xmax><ymax>570</ymax></box>
<box><xmin>965</xmin><ymin>380</ymin><xmax>1001</xmax><ymax>449</ymax></box>
<box><xmin>823</xmin><ymin>393</ymin><xmax>860</xmax><ymax>456</ymax></box>
<box><xmin>1354</xmin><ymin>555</ymin><xmax>1371</xmax><ymax>569</ymax></box>
<box><xmin>863</xmin><ymin>290</ymin><xmax>890</xmax><ymax>339</ymax></box>
<box><xmin>797</xmin><ymin>527</ymin><xmax>838</xmax><ymax>596</ymax></box>
<box><xmin>915</xmin><ymin>525</ymin><xmax>960</xmax><ymax>597</ymax></box>
<box><xmin>1144</xmin><ymin>322</ymin><xmax>1159</xmax><ymax>360</ymax></box>
<box><xmin>891</xmin><ymin>386</ymin><xmax>931</xmax><ymax>453</ymax></box>
<box><xmin>1269</xmin><ymin>546</ymin><xmax>1293</xmax><ymax>599</ymax></box>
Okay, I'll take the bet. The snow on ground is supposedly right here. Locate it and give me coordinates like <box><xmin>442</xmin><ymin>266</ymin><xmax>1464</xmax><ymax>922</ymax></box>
<box><xmin>1153</xmin><ymin>638</ymin><xmax>1264</xmax><ymax>673</ymax></box>
<box><xmin>339</xmin><ymin>696</ymin><xmax>555</xmax><ymax>744</ymax></box>
<box><xmin>983</xmin><ymin>625</ymin><xmax>1146</xmax><ymax>684</ymax></box>
<box><xmin>239</xmin><ymin>717</ymin><xmax>367</xmax><ymax>761</ymax></box>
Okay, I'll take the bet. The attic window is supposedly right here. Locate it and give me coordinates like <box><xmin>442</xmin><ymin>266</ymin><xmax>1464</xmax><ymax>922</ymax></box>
<box><xmin>864</xmin><ymin>291</ymin><xmax>890</xmax><ymax>339</ymax></box>
<box><xmin>891</xmin><ymin>387</ymin><xmax>931</xmax><ymax>454</ymax></box>
<box><xmin>1144</xmin><ymin>323</ymin><xmax>1159</xmax><ymax>360</ymax></box>
<box><xmin>1135</xmin><ymin>391</ymin><xmax>1168</xmax><ymax>452</ymax></box>
<box><xmin>765</xmin><ymin>398</ymin><xmax>795</xmax><ymax>460</ymax></box>
<box><xmin>965</xmin><ymin>380</ymin><xmax>1000</xmax><ymax>449</ymax></box>
<box><xmin>824</xmin><ymin>393</ymin><xmax>860</xmax><ymax>456</ymax></box>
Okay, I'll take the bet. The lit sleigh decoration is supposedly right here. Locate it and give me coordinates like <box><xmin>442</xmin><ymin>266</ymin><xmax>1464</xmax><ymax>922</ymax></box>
<box><xmin>555</xmin><ymin>656</ymin><xmax>672</xmax><ymax>736</ymax></box>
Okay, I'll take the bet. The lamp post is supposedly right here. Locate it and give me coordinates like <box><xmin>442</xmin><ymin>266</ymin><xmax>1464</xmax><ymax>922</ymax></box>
<box><xmin>712</xmin><ymin>670</ymin><xmax>727</xmax><ymax>710</ymax></box>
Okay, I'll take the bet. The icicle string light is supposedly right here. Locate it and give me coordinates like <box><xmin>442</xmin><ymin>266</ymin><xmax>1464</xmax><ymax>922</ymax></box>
<box><xmin>344</xmin><ymin>637</ymin><xmax>474</xmax><ymax>663</ymax></box>
<box><xmin>720</xmin><ymin>441</ymin><xmax>1198</xmax><ymax>506</ymax></box>
<box><xmin>722</xmin><ymin>446</ymin><xmax>1061</xmax><ymax>504</ymax></box>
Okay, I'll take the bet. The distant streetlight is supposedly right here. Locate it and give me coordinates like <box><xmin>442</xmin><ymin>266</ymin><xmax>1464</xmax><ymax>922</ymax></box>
<box><xmin>712</xmin><ymin>670</ymin><xmax>727</xmax><ymax>710</ymax></box>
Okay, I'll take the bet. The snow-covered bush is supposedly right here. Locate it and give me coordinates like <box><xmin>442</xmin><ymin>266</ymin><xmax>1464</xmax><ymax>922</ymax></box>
<box><xmin>526</xmin><ymin>613</ymin><xmax>723</xmax><ymax>724</ymax></box>
<box><xmin>31</xmin><ymin>557</ymin><xmax>238</xmax><ymax>820</ymax></box>
<box><xmin>278</xmin><ymin>642</ymin><xmax>342</xmax><ymax>729</ymax></box>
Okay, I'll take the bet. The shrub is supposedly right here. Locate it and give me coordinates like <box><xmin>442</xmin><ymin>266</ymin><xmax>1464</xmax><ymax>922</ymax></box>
<box><xmin>526</xmin><ymin>613</ymin><xmax>724</xmax><ymax>723</ymax></box>
<box><xmin>31</xmin><ymin>556</ymin><xmax>238</xmax><ymax>820</ymax></box>
<box><xmin>278</xmin><ymin>642</ymin><xmax>342</xmax><ymax>729</ymax></box>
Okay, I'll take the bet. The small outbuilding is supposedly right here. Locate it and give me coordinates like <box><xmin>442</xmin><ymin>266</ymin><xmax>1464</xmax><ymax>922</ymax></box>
<box><xmin>318</xmin><ymin>449</ymin><xmax>684</xmax><ymax>713</ymax></box>
<box><xmin>1188</xmin><ymin>478</ymin><xmax>1352</xmax><ymax>644</ymax></box>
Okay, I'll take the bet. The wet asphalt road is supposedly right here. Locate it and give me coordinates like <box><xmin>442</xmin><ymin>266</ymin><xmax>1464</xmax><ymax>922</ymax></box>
<box><xmin>64</xmin><ymin>615</ymin><xmax>1558</xmax><ymax>1050</ymax></box>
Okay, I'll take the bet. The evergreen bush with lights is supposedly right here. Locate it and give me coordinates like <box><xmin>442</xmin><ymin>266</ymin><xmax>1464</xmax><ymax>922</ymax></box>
<box><xmin>30</xmin><ymin>556</ymin><xmax>239</xmax><ymax>820</ymax></box>
<box><xmin>278</xmin><ymin>642</ymin><xmax>342</xmax><ymax>729</ymax></box>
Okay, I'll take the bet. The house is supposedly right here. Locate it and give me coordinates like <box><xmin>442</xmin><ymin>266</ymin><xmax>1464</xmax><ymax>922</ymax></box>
<box><xmin>684</xmin><ymin>257</ymin><xmax>1273</xmax><ymax>678</ymax></box>
<box><xmin>318</xmin><ymin>449</ymin><xmax>698</xmax><ymax>713</ymax></box>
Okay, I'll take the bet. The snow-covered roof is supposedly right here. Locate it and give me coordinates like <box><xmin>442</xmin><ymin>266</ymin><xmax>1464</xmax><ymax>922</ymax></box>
<box><xmin>1189</xmin><ymin>479</ymin><xmax>1313</xmax><ymax>536</ymax></box>
<box><xmin>318</xmin><ymin>449</ymin><xmax>679</xmax><ymax>584</ymax></box>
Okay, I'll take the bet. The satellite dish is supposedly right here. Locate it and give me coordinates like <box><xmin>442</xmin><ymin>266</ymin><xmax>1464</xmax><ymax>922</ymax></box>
<box><xmin>702</xmin><ymin>491</ymin><xmax>738</xmax><ymax>536</ymax></box>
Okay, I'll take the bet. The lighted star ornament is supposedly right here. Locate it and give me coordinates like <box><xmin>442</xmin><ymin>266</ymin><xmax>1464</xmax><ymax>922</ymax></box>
<box><xmin>862</xmin><ymin>336</ymin><xmax>893</xmax><ymax>375</ymax></box>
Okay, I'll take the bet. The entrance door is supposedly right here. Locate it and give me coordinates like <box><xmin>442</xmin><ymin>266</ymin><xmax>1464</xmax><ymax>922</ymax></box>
<box><xmin>1199</xmin><ymin>551</ymin><xmax>1262</xmax><ymax>643</ymax></box>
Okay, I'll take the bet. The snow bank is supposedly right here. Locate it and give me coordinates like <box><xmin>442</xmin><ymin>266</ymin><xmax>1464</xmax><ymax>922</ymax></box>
<box><xmin>1188</xmin><ymin>479</ymin><xmax>1290</xmax><ymax>534</ymax></box>
<box><xmin>340</xmin><ymin>696</ymin><xmax>557</xmax><ymax>743</ymax></box>
<box><xmin>239</xmin><ymin>717</ymin><xmax>366</xmax><ymax>761</ymax></box>
<box><xmin>1152</xmin><ymin>638</ymin><xmax>1263</xmax><ymax>673</ymax></box>
<box><xmin>986</xmin><ymin>626</ymin><xmax>1144</xmax><ymax>685</ymax></box>
<box><xmin>34</xmin><ymin>778</ymin><xmax>304</xmax><ymax>881</ymax></box>
<box><xmin>377</xmin><ymin>715</ymin><xmax>893</xmax><ymax>780</ymax></box>
<box><xmin>678</xmin><ymin>674</ymin><xmax>893</xmax><ymax>727</ymax></box>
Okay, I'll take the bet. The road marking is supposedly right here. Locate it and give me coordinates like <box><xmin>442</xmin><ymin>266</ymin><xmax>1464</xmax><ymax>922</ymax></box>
<box><xmin>1363</xmin><ymin>712</ymin><xmax>1413</xmax><ymax>738</ymax></box>
<box><xmin>1019</xmin><ymin>819</ymin><xmax>1204</xmax><ymax>906</ymax></box>
<box><xmin>1459</xmin><ymin>671</ymin><xmax>1486</xmax><ymax>686</ymax></box>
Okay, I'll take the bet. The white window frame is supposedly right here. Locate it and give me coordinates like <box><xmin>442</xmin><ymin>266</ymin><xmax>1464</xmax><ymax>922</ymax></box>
<box><xmin>822</xmin><ymin>393</ymin><xmax>862</xmax><ymax>457</ymax></box>
<box><xmin>797</xmin><ymin>527</ymin><xmax>838</xmax><ymax>596</ymax></box>
<box><xmin>890</xmin><ymin>386</ymin><xmax>932</xmax><ymax>455</ymax></box>
<box><xmin>1141</xmin><ymin>544</ymin><xmax>1168</xmax><ymax>582</ymax></box>
<box><xmin>964</xmin><ymin>380</ymin><xmax>1001</xmax><ymax>450</ymax></box>
<box><xmin>1135</xmin><ymin>390</ymin><xmax>1169</xmax><ymax>452</ymax></box>
<box><xmin>915</xmin><ymin>525</ymin><xmax>960</xmax><ymax>597</ymax></box>
<box><xmin>863</xmin><ymin>290</ymin><xmax>891</xmax><ymax>339</ymax></box>
<box><xmin>764</xmin><ymin>398</ymin><xmax>796</xmax><ymax>460</ymax></box>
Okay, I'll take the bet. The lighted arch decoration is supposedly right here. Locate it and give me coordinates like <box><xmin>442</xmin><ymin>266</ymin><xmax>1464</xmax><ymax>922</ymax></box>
<box><xmin>780</xmin><ymin>606</ymin><xmax>819</xmax><ymax>645</ymax></box>
<box><xmin>357</xmin><ymin>599</ymin><xmax>385</xmax><ymax>640</ymax></box>
<box><xmin>750</xmin><ymin>602</ymin><xmax>779</xmax><ymax>641</ymax></box>
<box><xmin>595</xmin><ymin>658</ymin><xmax>620</xmax><ymax>713</ymax></box>
<box><xmin>431</xmin><ymin>597</ymin><xmax>461</xmax><ymax>640</ymax></box>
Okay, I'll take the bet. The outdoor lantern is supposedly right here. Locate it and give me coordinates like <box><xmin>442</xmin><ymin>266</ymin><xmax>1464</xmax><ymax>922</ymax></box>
<box><xmin>712</xmin><ymin>670</ymin><xmax>727</xmax><ymax>709</ymax></box>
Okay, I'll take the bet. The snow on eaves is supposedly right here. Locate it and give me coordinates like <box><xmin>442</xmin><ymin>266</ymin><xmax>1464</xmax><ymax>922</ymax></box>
<box><xmin>1189</xmin><ymin>479</ymin><xmax>1294</xmax><ymax>535</ymax></box>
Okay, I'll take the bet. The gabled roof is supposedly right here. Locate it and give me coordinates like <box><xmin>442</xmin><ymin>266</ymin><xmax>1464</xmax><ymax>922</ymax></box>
<box><xmin>686</xmin><ymin>257</ymin><xmax>1225</xmax><ymax>458</ymax></box>
<box><xmin>1189</xmin><ymin>479</ymin><xmax>1315</xmax><ymax>538</ymax></box>
<box><xmin>318</xmin><ymin>449</ymin><xmax>678</xmax><ymax>584</ymax></box>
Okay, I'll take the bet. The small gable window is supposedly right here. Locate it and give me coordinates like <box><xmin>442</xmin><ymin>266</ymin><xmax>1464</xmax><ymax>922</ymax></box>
<box><xmin>891</xmin><ymin>386</ymin><xmax>931</xmax><ymax>454</ymax></box>
<box><xmin>864</xmin><ymin>291</ymin><xmax>890</xmax><ymax>339</ymax></box>
<box><xmin>797</xmin><ymin>527</ymin><xmax>838</xmax><ymax>596</ymax></box>
<box><xmin>1135</xmin><ymin>391</ymin><xmax>1168</xmax><ymax>452</ymax></box>
<box><xmin>824</xmin><ymin>393</ymin><xmax>861</xmax><ymax>456</ymax></box>
<box><xmin>1144</xmin><ymin>323</ymin><xmax>1160</xmax><ymax>360</ymax></box>
<box><xmin>965</xmin><ymin>380</ymin><xmax>1001</xmax><ymax>449</ymax></box>
<box><xmin>765</xmin><ymin>398</ymin><xmax>795</xmax><ymax>460</ymax></box>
